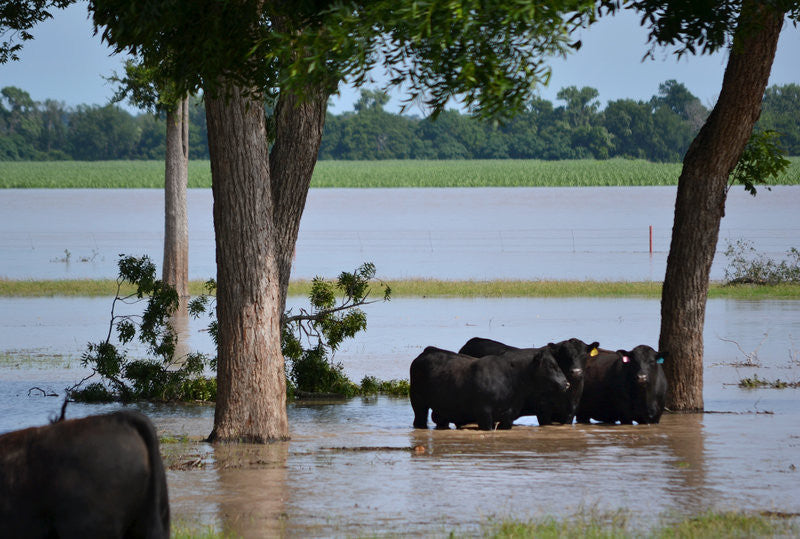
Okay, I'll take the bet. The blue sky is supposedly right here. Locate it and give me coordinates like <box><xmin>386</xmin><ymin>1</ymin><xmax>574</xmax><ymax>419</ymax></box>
<box><xmin>2</xmin><ymin>3</ymin><xmax>799</xmax><ymax>115</ymax></box>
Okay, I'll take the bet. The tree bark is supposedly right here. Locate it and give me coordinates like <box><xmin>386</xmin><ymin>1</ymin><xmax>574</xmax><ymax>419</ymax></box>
<box><xmin>205</xmin><ymin>84</ymin><xmax>288</xmax><ymax>442</ymax></box>
<box><xmin>162</xmin><ymin>96</ymin><xmax>189</xmax><ymax>305</ymax></box>
<box><xmin>269</xmin><ymin>85</ymin><xmax>329</xmax><ymax>315</ymax></box>
<box><xmin>659</xmin><ymin>2</ymin><xmax>783</xmax><ymax>411</ymax></box>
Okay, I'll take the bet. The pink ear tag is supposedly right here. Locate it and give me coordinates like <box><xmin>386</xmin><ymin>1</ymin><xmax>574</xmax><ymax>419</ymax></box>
<box><xmin>622</xmin><ymin>356</ymin><xmax>630</xmax><ymax>363</ymax></box>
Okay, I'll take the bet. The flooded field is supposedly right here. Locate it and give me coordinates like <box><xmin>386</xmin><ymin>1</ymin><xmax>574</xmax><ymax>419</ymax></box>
<box><xmin>2</xmin><ymin>186</ymin><xmax>800</xmax><ymax>281</ymax></box>
<box><xmin>2</xmin><ymin>296</ymin><xmax>799</xmax><ymax>535</ymax></box>
<box><xmin>2</xmin><ymin>185</ymin><xmax>799</xmax><ymax>535</ymax></box>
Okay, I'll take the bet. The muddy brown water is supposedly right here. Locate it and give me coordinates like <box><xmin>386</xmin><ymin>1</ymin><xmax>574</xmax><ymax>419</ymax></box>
<box><xmin>2</xmin><ymin>295</ymin><xmax>799</xmax><ymax>536</ymax></box>
<box><xmin>147</xmin><ymin>398</ymin><xmax>800</xmax><ymax>538</ymax></box>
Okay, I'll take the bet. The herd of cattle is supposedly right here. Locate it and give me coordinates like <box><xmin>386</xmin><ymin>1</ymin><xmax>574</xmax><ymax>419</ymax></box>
<box><xmin>410</xmin><ymin>337</ymin><xmax>667</xmax><ymax>430</ymax></box>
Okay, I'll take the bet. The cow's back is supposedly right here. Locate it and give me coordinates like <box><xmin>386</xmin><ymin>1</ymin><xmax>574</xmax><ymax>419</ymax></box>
<box><xmin>458</xmin><ymin>337</ymin><xmax>518</xmax><ymax>358</ymax></box>
<box><xmin>410</xmin><ymin>347</ymin><xmax>478</xmax><ymax>427</ymax></box>
<box><xmin>0</xmin><ymin>410</ymin><xmax>169</xmax><ymax>538</ymax></box>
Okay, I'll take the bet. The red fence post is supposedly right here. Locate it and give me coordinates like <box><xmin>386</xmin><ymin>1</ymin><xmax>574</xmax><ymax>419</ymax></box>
<box><xmin>649</xmin><ymin>225</ymin><xmax>653</xmax><ymax>254</ymax></box>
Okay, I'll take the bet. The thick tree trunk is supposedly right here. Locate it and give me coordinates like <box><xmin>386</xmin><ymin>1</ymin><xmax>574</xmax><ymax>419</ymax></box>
<box><xmin>270</xmin><ymin>85</ymin><xmax>329</xmax><ymax>315</ymax></box>
<box><xmin>659</xmin><ymin>3</ymin><xmax>783</xmax><ymax>411</ymax></box>
<box><xmin>162</xmin><ymin>97</ymin><xmax>189</xmax><ymax>304</ymax></box>
<box><xmin>205</xmin><ymin>84</ymin><xmax>288</xmax><ymax>442</ymax></box>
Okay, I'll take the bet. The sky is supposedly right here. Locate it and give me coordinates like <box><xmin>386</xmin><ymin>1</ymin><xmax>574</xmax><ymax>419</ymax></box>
<box><xmin>2</xmin><ymin>2</ymin><xmax>799</xmax><ymax>116</ymax></box>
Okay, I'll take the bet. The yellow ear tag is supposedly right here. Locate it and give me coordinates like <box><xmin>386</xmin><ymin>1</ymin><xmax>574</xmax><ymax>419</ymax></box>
<box><xmin>590</xmin><ymin>348</ymin><xmax>599</xmax><ymax>357</ymax></box>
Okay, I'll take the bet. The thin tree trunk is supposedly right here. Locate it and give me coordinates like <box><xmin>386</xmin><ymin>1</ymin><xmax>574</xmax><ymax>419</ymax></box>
<box><xmin>163</xmin><ymin>97</ymin><xmax>189</xmax><ymax>305</ymax></box>
<box><xmin>270</xmin><ymin>85</ymin><xmax>329</xmax><ymax>315</ymax></box>
<box><xmin>659</xmin><ymin>2</ymin><xmax>783</xmax><ymax>411</ymax></box>
<box><xmin>205</xmin><ymin>84</ymin><xmax>288</xmax><ymax>443</ymax></box>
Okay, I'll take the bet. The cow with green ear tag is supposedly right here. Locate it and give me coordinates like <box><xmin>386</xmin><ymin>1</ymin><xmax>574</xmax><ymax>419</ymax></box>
<box><xmin>576</xmin><ymin>345</ymin><xmax>668</xmax><ymax>425</ymax></box>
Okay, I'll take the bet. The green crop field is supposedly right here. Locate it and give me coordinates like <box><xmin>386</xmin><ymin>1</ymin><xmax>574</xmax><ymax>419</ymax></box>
<box><xmin>2</xmin><ymin>158</ymin><xmax>799</xmax><ymax>188</ymax></box>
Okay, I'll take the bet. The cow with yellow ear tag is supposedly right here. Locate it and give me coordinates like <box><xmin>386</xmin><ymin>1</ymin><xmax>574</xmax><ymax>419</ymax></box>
<box><xmin>457</xmin><ymin>337</ymin><xmax>600</xmax><ymax>426</ymax></box>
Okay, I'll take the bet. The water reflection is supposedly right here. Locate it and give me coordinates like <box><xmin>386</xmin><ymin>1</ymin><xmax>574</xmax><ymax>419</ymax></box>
<box><xmin>213</xmin><ymin>443</ymin><xmax>289</xmax><ymax>538</ymax></box>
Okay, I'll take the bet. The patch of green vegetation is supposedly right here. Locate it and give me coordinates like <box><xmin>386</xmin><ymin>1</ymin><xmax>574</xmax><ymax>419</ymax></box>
<box><xmin>486</xmin><ymin>509</ymin><xmax>631</xmax><ymax>539</ymax></box>
<box><xmin>484</xmin><ymin>510</ymin><xmax>798</xmax><ymax>539</ymax></box>
<box><xmin>4</xmin><ymin>278</ymin><xmax>800</xmax><ymax>299</ymax></box>
<box><xmin>3</xmin><ymin>158</ymin><xmax>798</xmax><ymax>189</ymax></box>
<box><xmin>171</xmin><ymin>523</ymin><xmax>227</xmax><ymax>539</ymax></box>
<box><xmin>0</xmin><ymin>350</ymin><xmax>74</xmax><ymax>369</ymax></box>
<box><xmin>655</xmin><ymin>510</ymin><xmax>798</xmax><ymax>538</ymax></box>
<box><xmin>738</xmin><ymin>374</ymin><xmax>799</xmax><ymax>389</ymax></box>
<box><xmin>724</xmin><ymin>239</ymin><xmax>800</xmax><ymax>285</ymax></box>
<box><xmin>359</xmin><ymin>376</ymin><xmax>410</xmax><ymax>397</ymax></box>
<box><xmin>0</xmin><ymin>278</ymin><xmax>211</xmax><ymax>297</ymax></box>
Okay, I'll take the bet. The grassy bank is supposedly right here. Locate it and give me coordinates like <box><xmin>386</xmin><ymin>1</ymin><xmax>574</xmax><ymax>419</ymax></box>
<box><xmin>2</xmin><ymin>278</ymin><xmax>800</xmax><ymax>299</ymax></box>
<box><xmin>486</xmin><ymin>510</ymin><xmax>798</xmax><ymax>538</ymax></box>
<box><xmin>2</xmin><ymin>158</ymin><xmax>799</xmax><ymax>188</ymax></box>
<box><xmin>170</xmin><ymin>510</ymin><xmax>798</xmax><ymax>538</ymax></box>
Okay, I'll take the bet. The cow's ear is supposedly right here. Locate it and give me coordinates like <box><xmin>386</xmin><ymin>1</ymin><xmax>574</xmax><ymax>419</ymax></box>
<box><xmin>616</xmin><ymin>350</ymin><xmax>630</xmax><ymax>363</ymax></box>
<box><xmin>589</xmin><ymin>342</ymin><xmax>600</xmax><ymax>357</ymax></box>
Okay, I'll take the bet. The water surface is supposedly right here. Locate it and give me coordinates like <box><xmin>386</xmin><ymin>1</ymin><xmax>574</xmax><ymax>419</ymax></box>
<box><xmin>2</xmin><ymin>295</ymin><xmax>798</xmax><ymax>535</ymax></box>
<box><xmin>2</xmin><ymin>186</ymin><xmax>799</xmax><ymax>281</ymax></box>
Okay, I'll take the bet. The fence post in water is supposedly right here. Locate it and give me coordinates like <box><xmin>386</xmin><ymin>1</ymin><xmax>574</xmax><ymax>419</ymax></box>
<box><xmin>649</xmin><ymin>225</ymin><xmax>653</xmax><ymax>254</ymax></box>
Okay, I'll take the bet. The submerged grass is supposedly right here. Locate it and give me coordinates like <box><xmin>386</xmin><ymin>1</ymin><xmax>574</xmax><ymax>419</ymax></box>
<box><xmin>3</xmin><ymin>158</ymin><xmax>799</xmax><ymax>189</ymax></box>
<box><xmin>0</xmin><ymin>350</ymin><xmax>75</xmax><ymax>369</ymax></box>
<box><xmin>2</xmin><ymin>278</ymin><xmax>800</xmax><ymax>299</ymax></box>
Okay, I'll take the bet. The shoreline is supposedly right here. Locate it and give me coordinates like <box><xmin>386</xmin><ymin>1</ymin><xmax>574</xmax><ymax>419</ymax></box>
<box><xmin>1</xmin><ymin>278</ymin><xmax>799</xmax><ymax>299</ymax></box>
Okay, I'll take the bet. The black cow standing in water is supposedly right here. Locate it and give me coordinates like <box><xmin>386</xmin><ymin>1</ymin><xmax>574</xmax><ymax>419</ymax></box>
<box><xmin>576</xmin><ymin>345</ymin><xmax>667</xmax><ymax>424</ymax></box>
<box><xmin>0</xmin><ymin>410</ymin><xmax>170</xmax><ymax>538</ymax></box>
<box><xmin>458</xmin><ymin>337</ymin><xmax>517</xmax><ymax>358</ymax></box>
<box><xmin>458</xmin><ymin>337</ymin><xmax>599</xmax><ymax>425</ymax></box>
<box><xmin>410</xmin><ymin>345</ymin><xmax>569</xmax><ymax>430</ymax></box>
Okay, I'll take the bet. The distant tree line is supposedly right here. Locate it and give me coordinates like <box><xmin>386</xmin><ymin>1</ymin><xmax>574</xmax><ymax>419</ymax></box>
<box><xmin>1</xmin><ymin>81</ymin><xmax>798</xmax><ymax>162</ymax></box>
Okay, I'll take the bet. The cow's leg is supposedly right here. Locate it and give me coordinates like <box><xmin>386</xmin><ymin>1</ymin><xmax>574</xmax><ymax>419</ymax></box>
<box><xmin>475</xmin><ymin>407</ymin><xmax>494</xmax><ymax>431</ymax></box>
<box><xmin>537</xmin><ymin>409</ymin><xmax>553</xmax><ymax>426</ymax></box>
<box><xmin>431</xmin><ymin>410</ymin><xmax>450</xmax><ymax>429</ymax></box>
<box><xmin>411</xmin><ymin>399</ymin><xmax>429</xmax><ymax>429</ymax></box>
<box><xmin>497</xmin><ymin>417</ymin><xmax>514</xmax><ymax>430</ymax></box>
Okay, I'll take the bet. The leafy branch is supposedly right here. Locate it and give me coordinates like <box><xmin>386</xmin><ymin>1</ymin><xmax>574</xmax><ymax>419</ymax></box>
<box><xmin>69</xmin><ymin>255</ymin><xmax>214</xmax><ymax>403</ymax></box>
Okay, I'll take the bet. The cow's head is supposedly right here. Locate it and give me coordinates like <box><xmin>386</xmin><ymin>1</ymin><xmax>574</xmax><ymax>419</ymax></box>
<box><xmin>616</xmin><ymin>345</ymin><xmax>667</xmax><ymax>423</ymax></box>
<box><xmin>547</xmin><ymin>338</ymin><xmax>600</xmax><ymax>384</ymax></box>
<box><xmin>531</xmin><ymin>348</ymin><xmax>570</xmax><ymax>393</ymax></box>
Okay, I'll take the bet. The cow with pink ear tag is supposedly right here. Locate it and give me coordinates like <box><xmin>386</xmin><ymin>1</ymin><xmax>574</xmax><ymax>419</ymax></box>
<box><xmin>575</xmin><ymin>345</ymin><xmax>667</xmax><ymax>425</ymax></box>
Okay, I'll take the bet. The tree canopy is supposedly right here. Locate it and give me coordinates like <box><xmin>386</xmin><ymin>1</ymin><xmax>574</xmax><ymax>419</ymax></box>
<box><xmin>0</xmin><ymin>0</ymin><xmax>73</xmax><ymax>63</ymax></box>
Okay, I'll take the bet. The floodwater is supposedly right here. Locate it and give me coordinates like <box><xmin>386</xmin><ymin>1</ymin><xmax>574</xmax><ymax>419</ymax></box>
<box><xmin>2</xmin><ymin>185</ymin><xmax>800</xmax><ymax>534</ymax></box>
<box><xmin>2</xmin><ymin>295</ymin><xmax>799</xmax><ymax>535</ymax></box>
<box><xmin>2</xmin><ymin>186</ymin><xmax>800</xmax><ymax>281</ymax></box>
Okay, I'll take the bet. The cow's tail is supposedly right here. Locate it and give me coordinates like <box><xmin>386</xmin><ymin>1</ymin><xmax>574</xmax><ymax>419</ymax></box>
<box><xmin>117</xmin><ymin>410</ymin><xmax>171</xmax><ymax>538</ymax></box>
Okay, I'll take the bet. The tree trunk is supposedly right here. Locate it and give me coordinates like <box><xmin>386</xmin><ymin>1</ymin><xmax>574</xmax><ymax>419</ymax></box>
<box><xmin>659</xmin><ymin>2</ymin><xmax>784</xmax><ymax>411</ymax></box>
<box><xmin>162</xmin><ymin>97</ymin><xmax>189</xmax><ymax>305</ymax></box>
<box><xmin>205</xmin><ymin>84</ymin><xmax>288</xmax><ymax>442</ymax></box>
<box><xmin>269</xmin><ymin>85</ymin><xmax>329</xmax><ymax>315</ymax></box>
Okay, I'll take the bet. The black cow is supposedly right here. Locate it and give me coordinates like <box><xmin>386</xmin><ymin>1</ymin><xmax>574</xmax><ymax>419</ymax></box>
<box><xmin>0</xmin><ymin>410</ymin><xmax>170</xmax><ymax>538</ymax></box>
<box><xmin>575</xmin><ymin>345</ymin><xmax>667</xmax><ymax>425</ymax></box>
<box><xmin>458</xmin><ymin>337</ymin><xmax>518</xmax><ymax>358</ymax></box>
<box><xmin>410</xmin><ymin>346</ymin><xmax>569</xmax><ymax>430</ymax></box>
<box><xmin>458</xmin><ymin>337</ymin><xmax>600</xmax><ymax>425</ymax></box>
